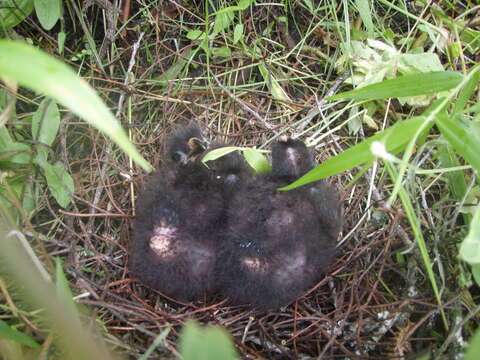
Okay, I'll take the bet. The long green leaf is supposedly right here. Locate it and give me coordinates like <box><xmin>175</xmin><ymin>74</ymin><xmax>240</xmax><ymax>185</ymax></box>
<box><xmin>453</xmin><ymin>64</ymin><xmax>480</xmax><ymax>115</ymax></box>
<box><xmin>0</xmin><ymin>320</ymin><xmax>39</xmax><ymax>348</ymax></box>
<box><xmin>437</xmin><ymin>143</ymin><xmax>468</xmax><ymax>202</ymax></box>
<box><xmin>435</xmin><ymin>113</ymin><xmax>480</xmax><ymax>175</ymax></box>
<box><xmin>384</xmin><ymin>161</ymin><xmax>448</xmax><ymax>329</ymax></box>
<box><xmin>328</xmin><ymin>71</ymin><xmax>463</xmax><ymax>101</ymax></box>
<box><xmin>0</xmin><ymin>40</ymin><xmax>152</xmax><ymax>172</ymax></box>
<box><xmin>202</xmin><ymin>147</ymin><xmax>242</xmax><ymax>164</ymax></box>
<box><xmin>280</xmin><ymin>116</ymin><xmax>431</xmax><ymax>190</ymax></box>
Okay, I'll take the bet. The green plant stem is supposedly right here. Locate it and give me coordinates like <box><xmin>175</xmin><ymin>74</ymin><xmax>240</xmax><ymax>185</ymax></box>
<box><xmin>384</xmin><ymin>160</ymin><xmax>449</xmax><ymax>330</ymax></box>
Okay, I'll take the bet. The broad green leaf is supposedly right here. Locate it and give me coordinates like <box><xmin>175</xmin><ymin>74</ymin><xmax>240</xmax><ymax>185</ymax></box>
<box><xmin>328</xmin><ymin>71</ymin><xmax>463</xmax><ymax>101</ymax></box>
<box><xmin>233</xmin><ymin>24</ymin><xmax>243</xmax><ymax>44</ymax></box>
<box><xmin>0</xmin><ymin>40</ymin><xmax>152</xmax><ymax>172</ymax></box>
<box><xmin>211</xmin><ymin>46</ymin><xmax>232</xmax><ymax>57</ymax></box>
<box><xmin>0</xmin><ymin>127</ymin><xmax>31</xmax><ymax>164</ymax></box>
<box><xmin>180</xmin><ymin>321</ymin><xmax>238</xmax><ymax>360</ymax></box>
<box><xmin>203</xmin><ymin>147</ymin><xmax>270</xmax><ymax>174</ymax></box>
<box><xmin>237</xmin><ymin>0</ymin><xmax>253</xmax><ymax>10</ymax></box>
<box><xmin>32</xmin><ymin>99</ymin><xmax>60</xmax><ymax>147</ymax></box>
<box><xmin>0</xmin><ymin>0</ymin><xmax>34</xmax><ymax>30</ymax></box>
<box><xmin>6</xmin><ymin>176</ymin><xmax>37</xmax><ymax>218</ymax></box>
<box><xmin>464</xmin><ymin>319</ymin><xmax>480</xmax><ymax>360</ymax></box>
<box><xmin>435</xmin><ymin>113</ymin><xmax>480</xmax><ymax>174</ymax></box>
<box><xmin>0</xmin><ymin>142</ymin><xmax>31</xmax><ymax>165</ymax></box>
<box><xmin>355</xmin><ymin>0</ymin><xmax>373</xmax><ymax>36</ymax></box>
<box><xmin>280</xmin><ymin>116</ymin><xmax>430</xmax><ymax>190</ymax></box>
<box><xmin>187</xmin><ymin>30</ymin><xmax>207</xmax><ymax>41</ymax></box>
<box><xmin>213</xmin><ymin>10</ymin><xmax>234</xmax><ymax>35</ymax></box>
<box><xmin>400</xmin><ymin>53</ymin><xmax>443</xmax><ymax>73</ymax></box>
<box><xmin>34</xmin><ymin>0</ymin><xmax>61</xmax><ymax>30</ymax></box>
<box><xmin>460</xmin><ymin>204</ymin><xmax>480</xmax><ymax>264</ymax></box>
<box><xmin>40</xmin><ymin>160</ymin><xmax>74</xmax><ymax>208</ymax></box>
<box><xmin>202</xmin><ymin>147</ymin><xmax>242</xmax><ymax>164</ymax></box>
<box><xmin>243</xmin><ymin>148</ymin><xmax>271</xmax><ymax>173</ymax></box>
<box><xmin>0</xmin><ymin>320</ymin><xmax>39</xmax><ymax>348</ymax></box>
<box><xmin>258</xmin><ymin>63</ymin><xmax>291</xmax><ymax>102</ymax></box>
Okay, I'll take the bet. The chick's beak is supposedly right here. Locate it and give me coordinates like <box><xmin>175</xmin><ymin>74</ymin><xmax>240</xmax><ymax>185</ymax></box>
<box><xmin>187</xmin><ymin>137</ymin><xmax>207</xmax><ymax>160</ymax></box>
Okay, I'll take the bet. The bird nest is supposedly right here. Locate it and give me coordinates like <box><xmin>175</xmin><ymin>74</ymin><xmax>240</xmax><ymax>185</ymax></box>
<box><xmin>43</xmin><ymin>98</ymin><xmax>443</xmax><ymax>359</ymax></box>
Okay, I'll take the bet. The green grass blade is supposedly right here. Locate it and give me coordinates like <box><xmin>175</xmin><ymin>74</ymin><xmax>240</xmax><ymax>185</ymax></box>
<box><xmin>384</xmin><ymin>161</ymin><xmax>448</xmax><ymax>330</ymax></box>
<box><xmin>139</xmin><ymin>327</ymin><xmax>171</xmax><ymax>360</ymax></box>
<box><xmin>435</xmin><ymin>113</ymin><xmax>480</xmax><ymax>174</ymax></box>
<box><xmin>355</xmin><ymin>0</ymin><xmax>374</xmax><ymax>36</ymax></box>
<box><xmin>0</xmin><ymin>216</ymin><xmax>116</xmax><ymax>360</ymax></box>
<box><xmin>453</xmin><ymin>64</ymin><xmax>480</xmax><ymax>115</ymax></box>
<box><xmin>0</xmin><ymin>319</ymin><xmax>40</xmax><ymax>348</ymax></box>
<box><xmin>0</xmin><ymin>40</ymin><xmax>152</xmax><ymax>172</ymax></box>
<box><xmin>437</xmin><ymin>143</ymin><xmax>468</xmax><ymax>202</ymax></box>
<box><xmin>327</xmin><ymin>71</ymin><xmax>463</xmax><ymax>101</ymax></box>
<box><xmin>280</xmin><ymin>116</ymin><xmax>431</xmax><ymax>190</ymax></box>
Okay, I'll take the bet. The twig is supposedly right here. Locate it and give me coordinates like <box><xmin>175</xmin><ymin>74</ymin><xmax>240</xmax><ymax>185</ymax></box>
<box><xmin>116</xmin><ymin>32</ymin><xmax>145</xmax><ymax>117</ymax></box>
<box><xmin>87</xmin><ymin>32</ymin><xmax>145</xmax><ymax>236</ymax></box>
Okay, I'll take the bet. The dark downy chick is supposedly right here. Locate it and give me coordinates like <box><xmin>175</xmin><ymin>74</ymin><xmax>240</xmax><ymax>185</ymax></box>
<box><xmin>130</xmin><ymin>123</ymin><xmax>248</xmax><ymax>301</ymax></box>
<box><xmin>130</xmin><ymin>124</ymin><xmax>221</xmax><ymax>300</ymax></box>
<box><xmin>219</xmin><ymin>138</ymin><xmax>342</xmax><ymax>309</ymax></box>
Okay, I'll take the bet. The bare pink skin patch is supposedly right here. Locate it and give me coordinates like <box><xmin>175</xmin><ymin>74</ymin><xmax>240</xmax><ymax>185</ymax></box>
<box><xmin>242</xmin><ymin>257</ymin><xmax>269</xmax><ymax>274</ymax></box>
<box><xmin>149</xmin><ymin>222</ymin><xmax>179</xmax><ymax>258</ymax></box>
<box><xmin>286</xmin><ymin>147</ymin><xmax>300</xmax><ymax>176</ymax></box>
